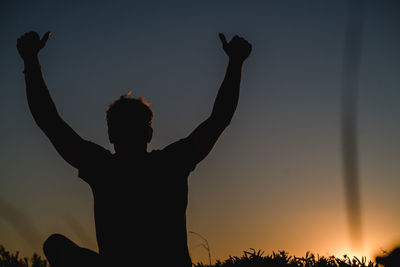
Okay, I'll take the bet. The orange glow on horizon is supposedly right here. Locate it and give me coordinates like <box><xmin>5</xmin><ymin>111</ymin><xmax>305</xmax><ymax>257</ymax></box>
<box><xmin>331</xmin><ymin>247</ymin><xmax>373</xmax><ymax>263</ymax></box>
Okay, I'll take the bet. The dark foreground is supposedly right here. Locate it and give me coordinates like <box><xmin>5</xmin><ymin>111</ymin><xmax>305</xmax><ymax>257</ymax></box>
<box><xmin>0</xmin><ymin>245</ymin><xmax>378</xmax><ymax>267</ymax></box>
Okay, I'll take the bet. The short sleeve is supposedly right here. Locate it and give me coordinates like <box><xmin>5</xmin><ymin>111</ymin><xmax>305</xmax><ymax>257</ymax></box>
<box><xmin>161</xmin><ymin>138</ymin><xmax>198</xmax><ymax>173</ymax></box>
<box><xmin>77</xmin><ymin>140</ymin><xmax>111</xmax><ymax>185</ymax></box>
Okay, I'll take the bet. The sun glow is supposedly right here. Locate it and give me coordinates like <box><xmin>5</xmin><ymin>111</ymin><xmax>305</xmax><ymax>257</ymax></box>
<box><xmin>332</xmin><ymin>246</ymin><xmax>374</xmax><ymax>263</ymax></box>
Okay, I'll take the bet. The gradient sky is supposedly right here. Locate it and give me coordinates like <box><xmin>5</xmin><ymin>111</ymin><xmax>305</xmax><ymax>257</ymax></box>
<box><xmin>1</xmin><ymin>0</ymin><xmax>400</xmax><ymax>263</ymax></box>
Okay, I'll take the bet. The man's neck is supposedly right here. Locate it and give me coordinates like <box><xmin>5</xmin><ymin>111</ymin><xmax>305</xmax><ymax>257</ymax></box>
<box><xmin>113</xmin><ymin>143</ymin><xmax>148</xmax><ymax>157</ymax></box>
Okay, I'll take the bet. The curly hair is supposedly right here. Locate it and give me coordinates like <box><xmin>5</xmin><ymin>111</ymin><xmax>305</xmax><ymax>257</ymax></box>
<box><xmin>106</xmin><ymin>92</ymin><xmax>153</xmax><ymax>128</ymax></box>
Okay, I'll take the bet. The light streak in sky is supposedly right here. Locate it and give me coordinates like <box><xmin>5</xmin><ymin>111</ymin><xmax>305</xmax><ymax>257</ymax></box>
<box><xmin>0</xmin><ymin>196</ymin><xmax>41</xmax><ymax>249</ymax></box>
<box><xmin>340</xmin><ymin>0</ymin><xmax>365</xmax><ymax>250</ymax></box>
<box><xmin>65</xmin><ymin>215</ymin><xmax>95</xmax><ymax>248</ymax></box>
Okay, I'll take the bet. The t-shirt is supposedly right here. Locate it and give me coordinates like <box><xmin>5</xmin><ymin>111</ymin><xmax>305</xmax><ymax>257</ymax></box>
<box><xmin>77</xmin><ymin>139</ymin><xmax>196</xmax><ymax>267</ymax></box>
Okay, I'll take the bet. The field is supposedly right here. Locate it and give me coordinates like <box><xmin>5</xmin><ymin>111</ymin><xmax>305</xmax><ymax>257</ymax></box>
<box><xmin>0</xmin><ymin>245</ymin><xmax>380</xmax><ymax>267</ymax></box>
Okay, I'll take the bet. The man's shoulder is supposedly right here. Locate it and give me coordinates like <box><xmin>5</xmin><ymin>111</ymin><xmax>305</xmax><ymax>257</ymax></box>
<box><xmin>149</xmin><ymin>139</ymin><xmax>197</xmax><ymax>172</ymax></box>
<box><xmin>77</xmin><ymin>141</ymin><xmax>113</xmax><ymax>183</ymax></box>
<box><xmin>83</xmin><ymin>140</ymin><xmax>112</xmax><ymax>157</ymax></box>
<box><xmin>149</xmin><ymin>140</ymin><xmax>185</xmax><ymax>159</ymax></box>
<box><xmin>148</xmin><ymin>148</ymin><xmax>165</xmax><ymax>161</ymax></box>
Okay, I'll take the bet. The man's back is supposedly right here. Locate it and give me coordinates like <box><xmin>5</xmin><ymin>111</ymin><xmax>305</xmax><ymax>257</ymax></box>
<box><xmin>78</xmin><ymin>140</ymin><xmax>195</xmax><ymax>266</ymax></box>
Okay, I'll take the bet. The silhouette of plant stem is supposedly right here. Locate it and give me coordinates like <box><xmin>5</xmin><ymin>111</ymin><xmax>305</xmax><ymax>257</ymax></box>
<box><xmin>189</xmin><ymin>231</ymin><xmax>211</xmax><ymax>266</ymax></box>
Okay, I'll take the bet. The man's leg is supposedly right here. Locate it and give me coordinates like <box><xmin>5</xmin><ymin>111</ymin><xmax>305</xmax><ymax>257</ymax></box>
<box><xmin>43</xmin><ymin>233</ymin><xmax>100</xmax><ymax>267</ymax></box>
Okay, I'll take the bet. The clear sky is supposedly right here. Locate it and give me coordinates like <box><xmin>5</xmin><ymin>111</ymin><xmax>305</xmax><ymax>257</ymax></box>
<box><xmin>1</xmin><ymin>0</ymin><xmax>400</xmax><ymax>264</ymax></box>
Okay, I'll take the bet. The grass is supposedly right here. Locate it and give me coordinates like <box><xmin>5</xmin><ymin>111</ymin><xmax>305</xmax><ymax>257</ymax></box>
<box><xmin>194</xmin><ymin>249</ymin><xmax>378</xmax><ymax>267</ymax></box>
<box><xmin>0</xmin><ymin>245</ymin><xmax>379</xmax><ymax>267</ymax></box>
<box><xmin>0</xmin><ymin>245</ymin><xmax>47</xmax><ymax>267</ymax></box>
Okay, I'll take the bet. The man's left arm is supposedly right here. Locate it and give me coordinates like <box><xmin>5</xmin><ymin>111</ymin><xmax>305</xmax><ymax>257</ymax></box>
<box><xmin>166</xmin><ymin>34</ymin><xmax>252</xmax><ymax>167</ymax></box>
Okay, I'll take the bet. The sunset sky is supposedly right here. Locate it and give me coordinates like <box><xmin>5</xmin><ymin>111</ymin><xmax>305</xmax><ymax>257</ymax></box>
<box><xmin>1</xmin><ymin>0</ymin><xmax>400</xmax><ymax>263</ymax></box>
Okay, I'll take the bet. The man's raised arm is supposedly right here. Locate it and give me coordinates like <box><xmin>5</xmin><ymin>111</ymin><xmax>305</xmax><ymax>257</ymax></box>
<box><xmin>210</xmin><ymin>34</ymin><xmax>252</xmax><ymax>129</ymax></box>
<box><xmin>17</xmin><ymin>31</ymin><xmax>101</xmax><ymax>169</ymax></box>
<box><xmin>165</xmin><ymin>34</ymin><xmax>252</xmax><ymax>166</ymax></box>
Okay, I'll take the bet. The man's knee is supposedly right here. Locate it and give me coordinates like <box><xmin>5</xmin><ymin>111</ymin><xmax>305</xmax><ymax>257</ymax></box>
<box><xmin>43</xmin><ymin>234</ymin><xmax>99</xmax><ymax>267</ymax></box>
<box><xmin>43</xmin><ymin>233</ymin><xmax>72</xmax><ymax>263</ymax></box>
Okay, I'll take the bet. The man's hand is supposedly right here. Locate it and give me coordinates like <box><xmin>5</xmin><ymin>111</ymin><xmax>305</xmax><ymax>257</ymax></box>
<box><xmin>17</xmin><ymin>31</ymin><xmax>51</xmax><ymax>61</ymax></box>
<box><xmin>219</xmin><ymin>33</ymin><xmax>252</xmax><ymax>62</ymax></box>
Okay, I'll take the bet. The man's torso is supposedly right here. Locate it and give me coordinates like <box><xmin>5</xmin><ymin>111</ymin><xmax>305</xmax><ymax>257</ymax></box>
<box><xmin>78</xmin><ymin>146</ymin><xmax>194</xmax><ymax>266</ymax></box>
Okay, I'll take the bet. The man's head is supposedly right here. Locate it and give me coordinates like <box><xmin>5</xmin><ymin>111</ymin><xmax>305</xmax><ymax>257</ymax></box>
<box><xmin>106</xmin><ymin>93</ymin><xmax>153</xmax><ymax>146</ymax></box>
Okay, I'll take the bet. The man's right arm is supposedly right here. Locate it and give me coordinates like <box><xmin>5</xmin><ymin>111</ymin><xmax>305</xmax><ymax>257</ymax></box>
<box><xmin>18</xmin><ymin>32</ymin><xmax>103</xmax><ymax>169</ymax></box>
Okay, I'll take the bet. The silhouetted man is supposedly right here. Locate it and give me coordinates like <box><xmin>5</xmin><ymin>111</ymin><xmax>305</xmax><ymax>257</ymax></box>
<box><xmin>17</xmin><ymin>31</ymin><xmax>252</xmax><ymax>267</ymax></box>
<box><xmin>376</xmin><ymin>247</ymin><xmax>400</xmax><ymax>267</ymax></box>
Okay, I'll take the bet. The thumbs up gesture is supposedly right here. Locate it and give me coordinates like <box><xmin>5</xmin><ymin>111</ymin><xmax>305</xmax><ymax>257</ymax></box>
<box><xmin>17</xmin><ymin>31</ymin><xmax>51</xmax><ymax>61</ymax></box>
<box><xmin>219</xmin><ymin>33</ymin><xmax>252</xmax><ymax>62</ymax></box>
